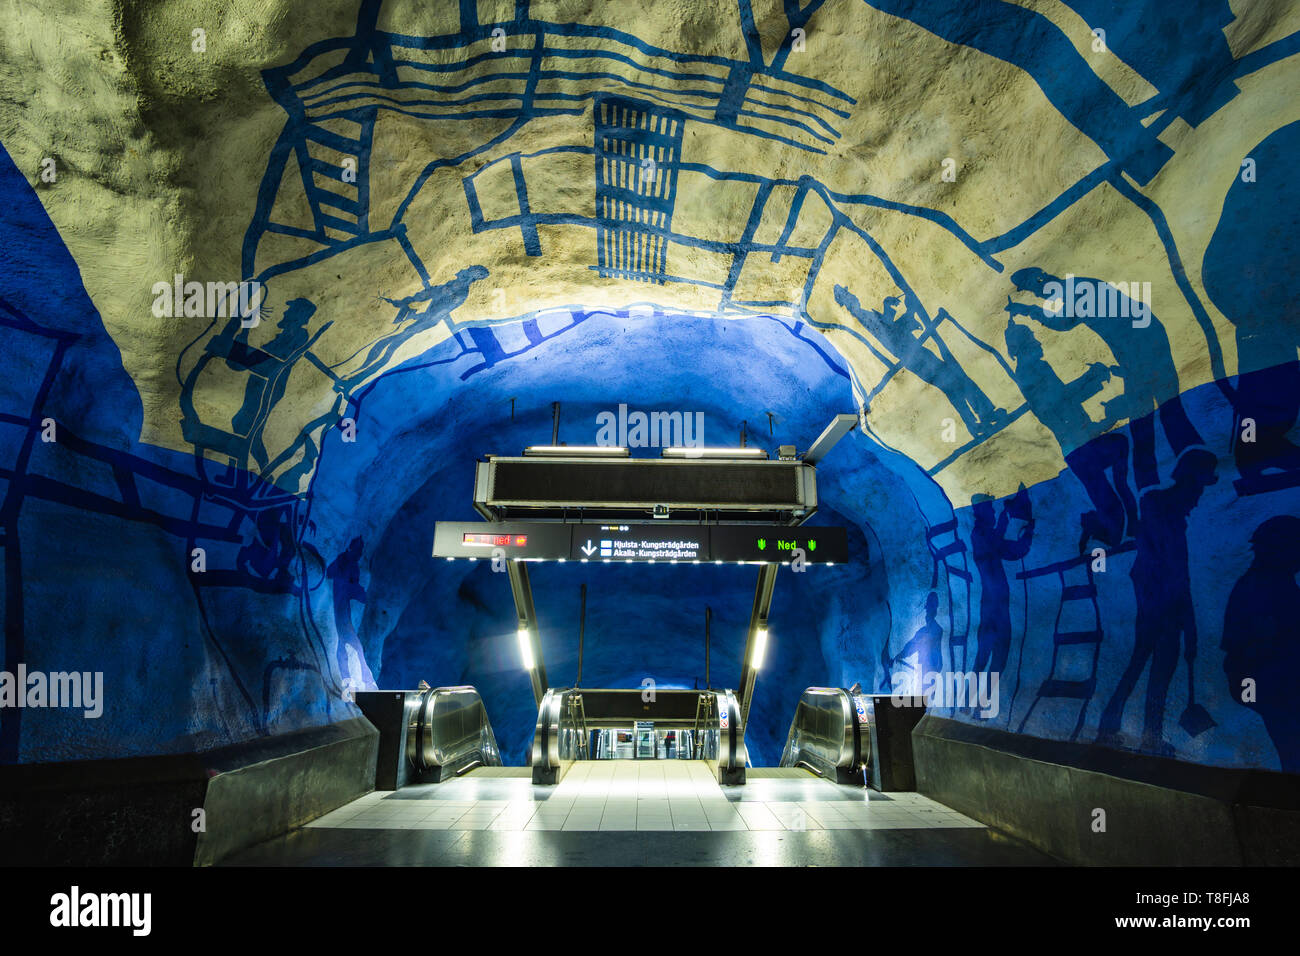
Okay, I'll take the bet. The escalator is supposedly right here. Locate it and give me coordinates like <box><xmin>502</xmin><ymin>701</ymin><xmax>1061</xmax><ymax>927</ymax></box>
<box><xmin>778</xmin><ymin>686</ymin><xmax>925</xmax><ymax>790</ymax></box>
<box><xmin>354</xmin><ymin>685</ymin><xmax>502</xmax><ymax>789</ymax></box>
<box><xmin>530</xmin><ymin>687</ymin><xmax>748</xmax><ymax>785</ymax></box>
<box><xmin>779</xmin><ymin>687</ymin><xmax>871</xmax><ymax>784</ymax></box>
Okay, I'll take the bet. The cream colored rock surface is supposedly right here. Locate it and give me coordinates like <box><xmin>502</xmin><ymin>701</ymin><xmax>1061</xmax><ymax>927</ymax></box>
<box><xmin>3</xmin><ymin>0</ymin><xmax>1292</xmax><ymax>501</ymax></box>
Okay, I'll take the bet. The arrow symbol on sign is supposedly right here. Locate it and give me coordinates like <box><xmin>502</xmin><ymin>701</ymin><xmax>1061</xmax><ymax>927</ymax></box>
<box><xmin>582</xmin><ymin>540</ymin><xmax>596</xmax><ymax>556</ymax></box>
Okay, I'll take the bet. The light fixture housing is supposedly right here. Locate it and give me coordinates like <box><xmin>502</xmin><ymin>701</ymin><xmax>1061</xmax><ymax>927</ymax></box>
<box><xmin>523</xmin><ymin>445</ymin><xmax>628</xmax><ymax>457</ymax></box>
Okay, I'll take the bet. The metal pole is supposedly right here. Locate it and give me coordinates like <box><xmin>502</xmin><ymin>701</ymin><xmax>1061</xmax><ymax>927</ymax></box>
<box><xmin>705</xmin><ymin>605</ymin><xmax>711</xmax><ymax>690</ymax></box>
<box><xmin>506</xmin><ymin>560</ymin><xmax>547</xmax><ymax>706</ymax></box>
<box><xmin>576</xmin><ymin>582</ymin><xmax>586</xmax><ymax>687</ymax></box>
<box><xmin>551</xmin><ymin>401</ymin><xmax>561</xmax><ymax>445</ymax></box>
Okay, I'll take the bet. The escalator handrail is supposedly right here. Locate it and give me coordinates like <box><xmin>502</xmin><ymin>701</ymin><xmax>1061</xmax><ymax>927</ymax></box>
<box><xmin>409</xmin><ymin>685</ymin><xmax>502</xmax><ymax>774</ymax></box>
<box><xmin>778</xmin><ymin>686</ymin><xmax>866</xmax><ymax>775</ymax></box>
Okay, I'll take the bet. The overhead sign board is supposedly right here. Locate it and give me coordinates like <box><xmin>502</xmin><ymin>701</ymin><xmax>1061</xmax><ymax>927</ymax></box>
<box><xmin>433</xmin><ymin>522</ymin><xmax>850</xmax><ymax>565</ymax></box>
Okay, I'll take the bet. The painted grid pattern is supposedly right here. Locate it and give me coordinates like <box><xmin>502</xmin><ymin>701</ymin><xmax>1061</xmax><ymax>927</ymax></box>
<box><xmin>594</xmin><ymin>97</ymin><xmax>684</xmax><ymax>283</ymax></box>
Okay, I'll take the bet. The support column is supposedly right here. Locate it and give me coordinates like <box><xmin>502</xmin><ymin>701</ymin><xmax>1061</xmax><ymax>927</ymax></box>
<box><xmin>738</xmin><ymin>563</ymin><xmax>778</xmax><ymax>728</ymax></box>
<box><xmin>506</xmin><ymin>560</ymin><xmax>547</xmax><ymax>706</ymax></box>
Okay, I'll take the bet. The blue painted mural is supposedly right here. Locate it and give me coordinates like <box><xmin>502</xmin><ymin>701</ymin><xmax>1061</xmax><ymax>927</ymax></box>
<box><xmin>0</xmin><ymin>0</ymin><xmax>1297</xmax><ymax>776</ymax></box>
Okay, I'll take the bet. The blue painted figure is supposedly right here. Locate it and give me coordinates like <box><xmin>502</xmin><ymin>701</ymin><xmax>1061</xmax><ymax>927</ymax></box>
<box><xmin>1203</xmin><ymin>122</ymin><xmax>1300</xmax><ymax>492</ymax></box>
<box><xmin>328</xmin><ymin>536</ymin><xmax>375</xmax><ymax>692</ymax></box>
<box><xmin>835</xmin><ymin>285</ymin><xmax>1003</xmax><ymax>436</ymax></box>
<box><xmin>1097</xmin><ymin>448</ymin><xmax>1218</xmax><ymax>753</ymax></box>
<box><xmin>341</xmin><ymin>266</ymin><xmax>489</xmax><ymax>390</ymax></box>
<box><xmin>1221</xmin><ymin>515</ymin><xmax>1300</xmax><ymax>772</ymax></box>
<box><xmin>1008</xmin><ymin>268</ymin><xmax>1202</xmax><ymax>490</ymax></box>
<box><xmin>893</xmin><ymin>592</ymin><xmax>945</xmax><ymax>688</ymax></box>
<box><xmin>1004</xmin><ymin>319</ymin><xmax>1137</xmax><ymax>548</ymax></box>
<box><xmin>236</xmin><ymin>505</ymin><xmax>298</xmax><ymax>589</ymax></box>
<box><xmin>230</xmin><ymin>298</ymin><xmax>319</xmax><ymax>470</ymax></box>
<box><xmin>970</xmin><ymin>492</ymin><xmax>1033</xmax><ymax>677</ymax></box>
<box><xmin>181</xmin><ymin>296</ymin><xmax>330</xmax><ymax>471</ymax></box>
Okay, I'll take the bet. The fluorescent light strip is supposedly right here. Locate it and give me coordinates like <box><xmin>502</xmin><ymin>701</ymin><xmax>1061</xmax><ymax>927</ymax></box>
<box><xmin>661</xmin><ymin>447</ymin><xmax>766</xmax><ymax>458</ymax></box>
<box><xmin>517</xmin><ymin>628</ymin><xmax>535</xmax><ymax>671</ymax></box>
<box><xmin>523</xmin><ymin>445</ymin><xmax>628</xmax><ymax>456</ymax></box>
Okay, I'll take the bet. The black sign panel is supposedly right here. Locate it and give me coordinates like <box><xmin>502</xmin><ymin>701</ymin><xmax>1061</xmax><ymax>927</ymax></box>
<box><xmin>433</xmin><ymin>522</ymin><xmax>849</xmax><ymax>564</ymax></box>
<box><xmin>710</xmin><ymin>525</ymin><xmax>848</xmax><ymax>564</ymax></box>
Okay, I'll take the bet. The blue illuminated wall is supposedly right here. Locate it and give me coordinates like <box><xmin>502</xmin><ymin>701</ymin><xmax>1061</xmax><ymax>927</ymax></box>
<box><xmin>0</xmin><ymin>0</ymin><xmax>1297</xmax><ymax>775</ymax></box>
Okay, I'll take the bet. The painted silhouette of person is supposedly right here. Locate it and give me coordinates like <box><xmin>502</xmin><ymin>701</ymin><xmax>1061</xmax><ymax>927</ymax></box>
<box><xmin>1203</xmin><ymin>122</ymin><xmax>1300</xmax><ymax>488</ymax></box>
<box><xmin>182</xmin><ymin>296</ymin><xmax>326</xmax><ymax>468</ymax></box>
<box><xmin>328</xmin><ymin>536</ymin><xmax>374</xmax><ymax>690</ymax></box>
<box><xmin>835</xmin><ymin>285</ymin><xmax>1003</xmax><ymax>436</ymax></box>
<box><xmin>1221</xmin><ymin>515</ymin><xmax>1300</xmax><ymax>772</ymax></box>
<box><xmin>225</xmin><ymin>297</ymin><xmax>322</xmax><ymax>469</ymax></box>
<box><xmin>1007</xmin><ymin>267</ymin><xmax>1202</xmax><ymax>490</ymax></box>
<box><xmin>1097</xmin><ymin>448</ymin><xmax>1218</xmax><ymax>754</ymax></box>
<box><xmin>343</xmin><ymin>265</ymin><xmax>489</xmax><ymax>388</ymax></box>
<box><xmin>893</xmin><ymin>592</ymin><xmax>944</xmax><ymax>692</ymax></box>
<box><xmin>970</xmin><ymin>493</ymin><xmax>1033</xmax><ymax>677</ymax></box>
<box><xmin>1005</xmin><ymin>319</ymin><xmax>1138</xmax><ymax>548</ymax></box>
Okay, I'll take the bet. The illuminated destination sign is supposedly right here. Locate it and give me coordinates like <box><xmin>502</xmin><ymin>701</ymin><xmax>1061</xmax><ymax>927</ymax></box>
<box><xmin>433</xmin><ymin>522</ymin><xmax>570</xmax><ymax>560</ymax></box>
<box><xmin>434</xmin><ymin>522</ymin><xmax>850</xmax><ymax>565</ymax></box>
<box><xmin>710</xmin><ymin>525</ymin><xmax>848</xmax><ymax>564</ymax></box>
<box><xmin>570</xmin><ymin>525</ymin><xmax>705</xmax><ymax>562</ymax></box>
<box><xmin>462</xmin><ymin>531</ymin><xmax>528</xmax><ymax>547</ymax></box>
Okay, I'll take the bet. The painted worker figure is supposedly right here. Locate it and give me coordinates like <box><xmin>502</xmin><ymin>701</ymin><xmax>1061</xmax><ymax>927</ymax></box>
<box><xmin>328</xmin><ymin>536</ymin><xmax>375</xmax><ymax>692</ymax></box>
<box><xmin>1007</xmin><ymin>267</ymin><xmax>1202</xmax><ymax>490</ymax></box>
<box><xmin>970</xmin><ymin>493</ymin><xmax>1033</xmax><ymax>678</ymax></box>
<box><xmin>342</xmin><ymin>265</ymin><xmax>489</xmax><ymax>389</ymax></box>
<box><xmin>1004</xmin><ymin>319</ymin><xmax>1138</xmax><ymax>549</ymax></box>
<box><xmin>1096</xmin><ymin>448</ymin><xmax>1218</xmax><ymax>755</ymax></box>
<box><xmin>834</xmin><ymin>284</ymin><xmax>1004</xmax><ymax>437</ymax></box>
<box><xmin>892</xmin><ymin>592</ymin><xmax>945</xmax><ymax>694</ymax></box>
<box><xmin>1221</xmin><ymin>515</ymin><xmax>1300</xmax><ymax>772</ymax></box>
<box><xmin>182</xmin><ymin>296</ymin><xmax>326</xmax><ymax>469</ymax></box>
<box><xmin>1202</xmin><ymin>122</ymin><xmax>1300</xmax><ymax>490</ymax></box>
<box><xmin>228</xmin><ymin>298</ymin><xmax>321</xmax><ymax>469</ymax></box>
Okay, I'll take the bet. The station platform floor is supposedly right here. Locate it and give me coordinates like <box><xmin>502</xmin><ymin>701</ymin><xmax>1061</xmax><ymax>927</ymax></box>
<box><xmin>223</xmin><ymin>763</ymin><xmax>1055</xmax><ymax>866</ymax></box>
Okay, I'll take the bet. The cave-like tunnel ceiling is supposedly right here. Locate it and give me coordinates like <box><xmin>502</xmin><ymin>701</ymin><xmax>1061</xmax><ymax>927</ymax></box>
<box><xmin>15</xmin><ymin>0</ymin><xmax>1287</xmax><ymax>495</ymax></box>
<box><xmin>1</xmin><ymin>0</ymin><xmax>1298</xmax><ymax>775</ymax></box>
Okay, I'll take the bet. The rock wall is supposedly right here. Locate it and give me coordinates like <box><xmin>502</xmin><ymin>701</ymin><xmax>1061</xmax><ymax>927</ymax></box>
<box><xmin>0</xmin><ymin>0</ymin><xmax>1296</xmax><ymax>770</ymax></box>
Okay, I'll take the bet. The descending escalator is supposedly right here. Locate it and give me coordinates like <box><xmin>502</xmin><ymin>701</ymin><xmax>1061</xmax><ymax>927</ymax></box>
<box><xmin>529</xmin><ymin>687</ymin><xmax>748</xmax><ymax>785</ymax></box>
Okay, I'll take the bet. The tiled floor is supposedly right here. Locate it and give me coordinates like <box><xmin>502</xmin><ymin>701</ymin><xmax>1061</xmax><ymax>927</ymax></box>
<box><xmin>307</xmin><ymin>762</ymin><xmax>986</xmax><ymax>833</ymax></box>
